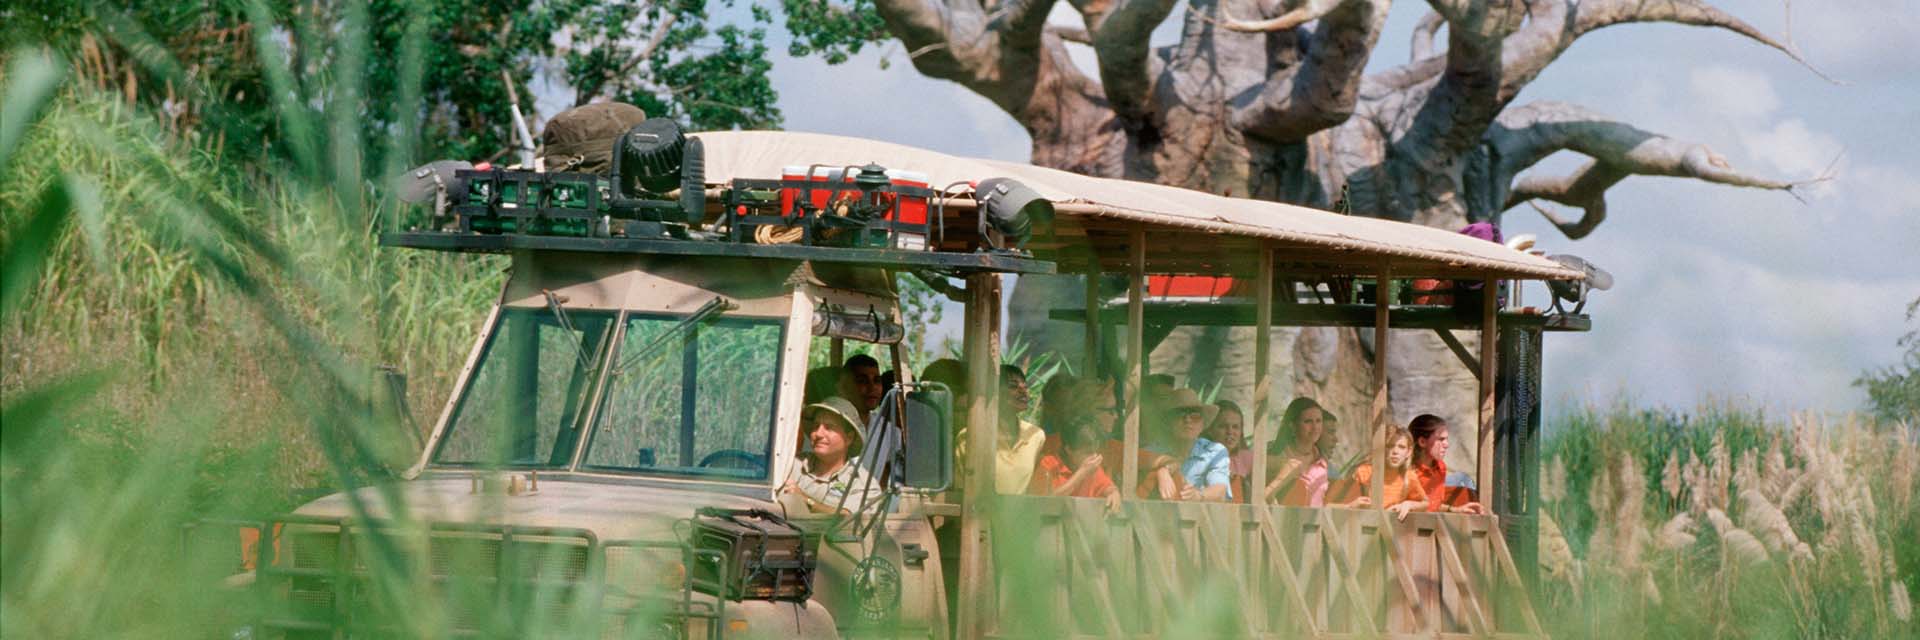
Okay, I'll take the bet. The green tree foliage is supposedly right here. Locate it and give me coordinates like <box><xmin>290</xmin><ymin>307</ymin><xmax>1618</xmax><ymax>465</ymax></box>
<box><xmin>778</xmin><ymin>0</ymin><xmax>887</xmax><ymax>64</ymax></box>
<box><xmin>1857</xmin><ymin>297</ymin><xmax>1920</xmax><ymax>423</ymax></box>
<box><xmin>4</xmin><ymin>0</ymin><xmax>786</xmax><ymax>170</ymax></box>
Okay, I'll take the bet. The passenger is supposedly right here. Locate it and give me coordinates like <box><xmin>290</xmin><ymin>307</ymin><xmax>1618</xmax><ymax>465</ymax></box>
<box><xmin>781</xmin><ymin>397</ymin><xmax>881</xmax><ymax>516</ymax></box>
<box><xmin>1038</xmin><ymin>371</ymin><xmax>1080</xmax><ymax>439</ymax></box>
<box><xmin>1026</xmin><ymin>415</ymin><xmax>1123</xmax><ymax>511</ymax></box>
<box><xmin>1337</xmin><ymin>428</ymin><xmax>1428</xmax><ymax>519</ymax></box>
<box><xmin>1203</xmin><ymin>399</ymin><xmax>1253</xmax><ymax>503</ymax></box>
<box><xmin>1408</xmin><ymin>414</ymin><xmax>1485</xmax><ymax>514</ymax></box>
<box><xmin>1138</xmin><ymin>373</ymin><xmax>1177</xmax><ymax>439</ymax></box>
<box><xmin>840</xmin><ymin>354</ymin><xmax>884</xmax><ymax>422</ymax></box>
<box><xmin>954</xmin><ymin>365</ymin><xmax>1047</xmax><ymax>495</ymax></box>
<box><xmin>1145</xmin><ymin>389</ymin><xmax>1232</xmax><ymax>501</ymax></box>
<box><xmin>993</xmin><ymin>365</ymin><xmax>1046</xmax><ymax>494</ymax></box>
<box><xmin>1261</xmin><ymin>397</ymin><xmax>1335</xmax><ymax>506</ymax></box>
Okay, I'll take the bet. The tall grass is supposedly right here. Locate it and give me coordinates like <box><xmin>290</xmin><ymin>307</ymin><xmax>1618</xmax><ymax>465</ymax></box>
<box><xmin>1538</xmin><ymin>403</ymin><xmax>1918</xmax><ymax>638</ymax></box>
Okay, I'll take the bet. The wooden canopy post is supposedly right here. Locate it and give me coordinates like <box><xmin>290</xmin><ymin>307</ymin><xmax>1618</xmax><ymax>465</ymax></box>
<box><xmin>1122</xmin><ymin>226</ymin><xmax>1146</xmax><ymax>498</ymax></box>
<box><xmin>1084</xmin><ymin>267</ymin><xmax>1102</xmax><ymax>375</ymax></box>
<box><xmin>1369</xmin><ymin>264</ymin><xmax>1392</xmax><ymax>507</ymax></box>
<box><xmin>957</xmin><ymin>272</ymin><xmax>1003</xmax><ymax>640</ymax></box>
<box><xmin>1477</xmin><ymin>278</ymin><xmax>1498</xmax><ymax>508</ymax></box>
<box><xmin>1250</xmin><ymin>245</ymin><xmax>1273</xmax><ymax>504</ymax></box>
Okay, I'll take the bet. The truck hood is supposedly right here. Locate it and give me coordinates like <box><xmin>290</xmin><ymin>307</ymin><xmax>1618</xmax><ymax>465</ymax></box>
<box><xmin>293</xmin><ymin>476</ymin><xmax>778</xmax><ymax>542</ymax></box>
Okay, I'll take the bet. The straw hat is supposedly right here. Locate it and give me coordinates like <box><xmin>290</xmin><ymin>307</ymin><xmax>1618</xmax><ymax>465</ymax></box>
<box><xmin>1165</xmin><ymin>388</ymin><xmax>1219</xmax><ymax>425</ymax></box>
<box><xmin>803</xmin><ymin>396</ymin><xmax>867</xmax><ymax>456</ymax></box>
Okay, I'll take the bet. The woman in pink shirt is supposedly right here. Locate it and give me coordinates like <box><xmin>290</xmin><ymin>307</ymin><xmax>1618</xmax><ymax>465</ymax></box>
<box><xmin>1261</xmin><ymin>397</ymin><xmax>1336</xmax><ymax>506</ymax></box>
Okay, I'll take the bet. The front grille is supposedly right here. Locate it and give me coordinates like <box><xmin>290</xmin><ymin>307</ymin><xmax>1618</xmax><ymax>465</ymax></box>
<box><xmin>267</xmin><ymin>524</ymin><xmax>598</xmax><ymax>635</ymax></box>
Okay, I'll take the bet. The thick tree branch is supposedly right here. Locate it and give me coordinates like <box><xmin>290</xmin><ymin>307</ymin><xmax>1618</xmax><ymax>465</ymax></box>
<box><xmin>1047</xmin><ymin>24</ymin><xmax>1092</xmax><ymax>44</ymax></box>
<box><xmin>1409</xmin><ymin>10</ymin><xmax>1444</xmax><ymax>61</ymax></box>
<box><xmin>1493</xmin><ymin>101</ymin><xmax>1817</xmax><ymax>239</ymax></box>
<box><xmin>1092</xmin><ymin>0</ymin><xmax>1178</xmax><ymax>121</ymax></box>
<box><xmin>1219</xmin><ymin>0</ymin><xmax>1346</xmax><ymax>32</ymax></box>
<box><xmin>1508</xmin><ymin>160</ymin><xmax>1627</xmax><ymax>239</ymax></box>
<box><xmin>1501</xmin><ymin>0</ymin><xmax>1834</xmax><ymax>102</ymax></box>
<box><xmin>1231</xmin><ymin>0</ymin><xmax>1388</xmax><ymax>142</ymax></box>
<box><xmin>1396</xmin><ymin>0</ymin><xmax>1526</xmax><ymax>159</ymax></box>
<box><xmin>872</xmin><ymin>0</ymin><xmax>1063</xmax><ymax>113</ymax></box>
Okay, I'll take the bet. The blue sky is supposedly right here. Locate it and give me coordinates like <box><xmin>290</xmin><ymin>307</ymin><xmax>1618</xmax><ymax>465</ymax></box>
<box><xmin>749</xmin><ymin>1</ymin><xmax>1919</xmax><ymax>415</ymax></box>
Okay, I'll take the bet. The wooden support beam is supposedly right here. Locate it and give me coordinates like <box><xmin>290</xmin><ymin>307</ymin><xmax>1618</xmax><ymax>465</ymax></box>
<box><xmin>1083</xmin><ymin>268</ymin><xmax>1101</xmax><ymax>375</ymax></box>
<box><xmin>1251</xmin><ymin>245</ymin><xmax>1273</xmax><ymax>507</ymax></box>
<box><xmin>829</xmin><ymin>337</ymin><xmax>844</xmax><ymax>368</ymax></box>
<box><xmin>1433</xmin><ymin>329</ymin><xmax>1481</xmax><ymax>380</ymax></box>
<box><xmin>1477</xmin><ymin>279</ymin><xmax>1498</xmax><ymax>510</ymax></box>
<box><xmin>1369</xmin><ymin>265</ymin><xmax>1392</xmax><ymax>508</ymax></box>
<box><xmin>957</xmin><ymin>273</ymin><xmax>1003</xmax><ymax>640</ymax></box>
<box><xmin>1122</xmin><ymin>226</ymin><xmax>1147</xmax><ymax>499</ymax></box>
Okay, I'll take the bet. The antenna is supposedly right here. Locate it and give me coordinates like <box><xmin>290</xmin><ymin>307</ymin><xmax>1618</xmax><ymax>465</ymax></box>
<box><xmin>501</xmin><ymin>71</ymin><xmax>537</xmax><ymax>168</ymax></box>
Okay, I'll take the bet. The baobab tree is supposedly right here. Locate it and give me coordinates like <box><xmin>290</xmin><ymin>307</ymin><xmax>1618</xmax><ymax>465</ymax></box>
<box><xmin>853</xmin><ymin>0</ymin><xmax>1823</xmax><ymax>465</ymax></box>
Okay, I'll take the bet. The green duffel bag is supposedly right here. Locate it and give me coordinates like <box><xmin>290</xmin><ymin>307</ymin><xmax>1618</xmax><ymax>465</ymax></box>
<box><xmin>537</xmin><ymin>102</ymin><xmax>647</xmax><ymax>174</ymax></box>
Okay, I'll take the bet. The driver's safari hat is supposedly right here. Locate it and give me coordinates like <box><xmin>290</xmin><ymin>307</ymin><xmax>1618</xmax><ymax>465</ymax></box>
<box><xmin>803</xmin><ymin>396</ymin><xmax>866</xmax><ymax>457</ymax></box>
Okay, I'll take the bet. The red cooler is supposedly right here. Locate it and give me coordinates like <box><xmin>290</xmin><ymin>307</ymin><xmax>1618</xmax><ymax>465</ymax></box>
<box><xmin>886</xmin><ymin>169</ymin><xmax>930</xmax><ymax>251</ymax></box>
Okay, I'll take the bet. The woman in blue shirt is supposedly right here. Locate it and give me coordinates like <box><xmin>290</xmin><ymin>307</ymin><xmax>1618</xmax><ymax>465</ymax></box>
<box><xmin>1144</xmin><ymin>388</ymin><xmax>1233</xmax><ymax>501</ymax></box>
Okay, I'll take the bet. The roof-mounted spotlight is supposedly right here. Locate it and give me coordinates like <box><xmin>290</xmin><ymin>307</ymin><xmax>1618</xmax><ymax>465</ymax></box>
<box><xmin>974</xmin><ymin>177</ymin><xmax>1052</xmax><ymax>251</ymax></box>
<box><xmin>1545</xmin><ymin>254</ymin><xmax>1614</xmax><ymax>314</ymax></box>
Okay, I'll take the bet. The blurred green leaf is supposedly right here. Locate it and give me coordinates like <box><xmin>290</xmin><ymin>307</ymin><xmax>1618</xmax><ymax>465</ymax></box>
<box><xmin>0</xmin><ymin>47</ymin><xmax>65</xmax><ymax>173</ymax></box>
<box><xmin>0</xmin><ymin>370</ymin><xmax>110</xmax><ymax>457</ymax></box>
<box><xmin>0</xmin><ymin>178</ymin><xmax>76</xmax><ymax>320</ymax></box>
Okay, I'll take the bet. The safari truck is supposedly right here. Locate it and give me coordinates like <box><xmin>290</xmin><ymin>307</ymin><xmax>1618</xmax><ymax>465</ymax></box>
<box><xmin>228</xmin><ymin>119</ymin><xmax>1603</xmax><ymax>639</ymax></box>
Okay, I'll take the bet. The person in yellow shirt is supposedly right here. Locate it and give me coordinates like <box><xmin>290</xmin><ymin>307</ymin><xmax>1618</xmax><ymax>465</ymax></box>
<box><xmin>957</xmin><ymin>365</ymin><xmax>1046</xmax><ymax>494</ymax></box>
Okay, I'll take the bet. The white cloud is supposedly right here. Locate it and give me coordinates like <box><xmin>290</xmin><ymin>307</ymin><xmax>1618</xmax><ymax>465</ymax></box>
<box><xmin>1744</xmin><ymin>118</ymin><xmax>1842</xmax><ymax>175</ymax></box>
<box><xmin>1845</xmin><ymin>163</ymin><xmax>1920</xmax><ymax>224</ymax></box>
<box><xmin>1688</xmin><ymin>66</ymin><xmax>1781</xmax><ymax>122</ymax></box>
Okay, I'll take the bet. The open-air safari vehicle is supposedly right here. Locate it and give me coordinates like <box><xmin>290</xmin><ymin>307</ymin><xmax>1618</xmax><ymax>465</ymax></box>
<box><xmin>229</xmin><ymin>123</ymin><xmax>1594</xmax><ymax>639</ymax></box>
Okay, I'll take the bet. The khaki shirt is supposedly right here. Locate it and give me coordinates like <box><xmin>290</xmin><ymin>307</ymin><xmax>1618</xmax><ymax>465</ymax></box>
<box><xmin>788</xmin><ymin>458</ymin><xmax>882</xmax><ymax>515</ymax></box>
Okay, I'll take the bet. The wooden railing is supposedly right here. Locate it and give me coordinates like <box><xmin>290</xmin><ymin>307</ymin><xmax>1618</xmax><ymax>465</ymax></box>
<box><xmin>985</xmin><ymin>497</ymin><xmax>1544</xmax><ymax>639</ymax></box>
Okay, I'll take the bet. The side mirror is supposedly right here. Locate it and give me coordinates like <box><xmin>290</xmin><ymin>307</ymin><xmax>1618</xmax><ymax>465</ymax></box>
<box><xmin>896</xmin><ymin>384</ymin><xmax>953</xmax><ymax>492</ymax></box>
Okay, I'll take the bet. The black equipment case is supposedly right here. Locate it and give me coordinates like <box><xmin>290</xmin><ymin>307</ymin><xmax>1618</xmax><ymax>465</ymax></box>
<box><xmin>687</xmin><ymin>508</ymin><xmax>820</xmax><ymax>602</ymax></box>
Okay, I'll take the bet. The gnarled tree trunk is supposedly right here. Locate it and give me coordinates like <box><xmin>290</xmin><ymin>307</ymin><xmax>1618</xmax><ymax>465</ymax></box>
<box><xmin>876</xmin><ymin>0</ymin><xmax>1817</xmax><ymax>473</ymax></box>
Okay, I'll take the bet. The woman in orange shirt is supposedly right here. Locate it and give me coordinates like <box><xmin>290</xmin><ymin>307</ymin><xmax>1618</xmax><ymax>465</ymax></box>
<box><xmin>1337</xmin><ymin>428</ymin><xmax>1427</xmax><ymax>520</ymax></box>
<box><xmin>1408</xmin><ymin>414</ymin><xmax>1485</xmax><ymax>514</ymax></box>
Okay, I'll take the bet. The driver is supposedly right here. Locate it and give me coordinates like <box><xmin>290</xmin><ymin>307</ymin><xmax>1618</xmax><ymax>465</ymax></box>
<box><xmin>781</xmin><ymin>397</ymin><xmax>882</xmax><ymax>516</ymax></box>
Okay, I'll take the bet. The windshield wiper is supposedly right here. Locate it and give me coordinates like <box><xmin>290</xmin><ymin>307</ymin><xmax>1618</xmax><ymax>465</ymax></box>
<box><xmin>613</xmin><ymin>296</ymin><xmax>738</xmax><ymax>375</ymax></box>
<box><xmin>543</xmin><ymin>289</ymin><xmax>596</xmax><ymax>372</ymax></box>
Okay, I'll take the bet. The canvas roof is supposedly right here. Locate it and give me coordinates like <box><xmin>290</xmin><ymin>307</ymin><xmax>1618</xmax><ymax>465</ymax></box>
<box><xmin>696</xmin><ymin>131</ymin><xmax>1580</xmax><ymax>281</ymax></box>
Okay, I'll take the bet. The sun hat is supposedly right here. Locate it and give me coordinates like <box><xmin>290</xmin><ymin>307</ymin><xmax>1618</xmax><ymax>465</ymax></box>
<box><xmin>1166</xmin><ymin>388</ymin><xmax>1219</xmax><ymax>425</ymax></box>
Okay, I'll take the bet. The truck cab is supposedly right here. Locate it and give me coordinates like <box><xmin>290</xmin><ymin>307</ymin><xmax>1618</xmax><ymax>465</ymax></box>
<box><xmin>278</xmin><ymin>248</ymin><xmax>990</xmax><ymax>639</ymax></box>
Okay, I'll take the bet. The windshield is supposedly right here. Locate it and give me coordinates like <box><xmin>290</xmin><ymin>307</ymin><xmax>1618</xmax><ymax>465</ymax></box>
<box><xmin>433</xmin><ymin>308</ymin><xmax>614</xmax><ymax>468</ymax></box>
<box><xmin>583</xmin><ymin>314</ymin><xmax>785</xmax><ymax>482</ymax></box>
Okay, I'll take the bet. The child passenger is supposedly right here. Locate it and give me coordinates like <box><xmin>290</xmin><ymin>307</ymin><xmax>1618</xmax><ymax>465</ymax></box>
<box><xmin>1028</xmin><ymin>416</ymin><xmax>1123</xmax><ymax>512</ymax></box>
<box><xmin>1203</xmin><ymin>400</ymin><xmax>1254</xmax><ymax>503</ymax></box>
<box><xmin>1337</xmin><ymin>428</ymin><xmax>1428</xmax><ymax>519</ymax></box>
